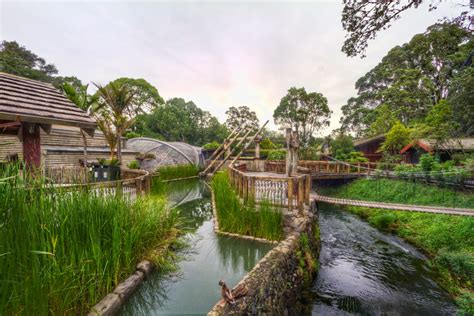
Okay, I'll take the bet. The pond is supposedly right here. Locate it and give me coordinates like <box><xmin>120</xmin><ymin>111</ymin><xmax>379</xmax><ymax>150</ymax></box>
<box><xmin>120</xmin><ymin>180</ymin><xmax>272</xmax><ymax>315</ymax></box>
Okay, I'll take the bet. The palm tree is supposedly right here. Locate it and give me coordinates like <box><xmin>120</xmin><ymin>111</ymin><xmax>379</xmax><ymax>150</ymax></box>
<box><xmin>94</xmin><ymin>82</ymin><xmax>136</xmax><ymax>164</ymax></box>
<box><xmin>62</xmin><ymin>83</ymin><xmax>99</xmax><ymax>164</ymax></box>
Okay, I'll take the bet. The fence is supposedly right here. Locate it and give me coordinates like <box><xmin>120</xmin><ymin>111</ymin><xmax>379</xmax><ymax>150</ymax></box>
<box><xmin>228</xmin><ymin>163</ymin><xmax>311</xmax><ymax>211</ymax></box>
<box><xmin>265</xmin><ymin>160</ymin><xmax>379</xmax><ymax>176</ymax></box>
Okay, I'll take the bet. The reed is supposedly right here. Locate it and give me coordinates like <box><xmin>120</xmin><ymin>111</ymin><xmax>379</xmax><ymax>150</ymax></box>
<box><xmin>212</xmin><ymin>172</ymin><xmax>283</xmax><ymax>241</ymax></box>
<box><xmin>157</xmin><ymin>164</ymin><xmax>200</xmax><ymax>181</ymax></box>
<box><xmin>0</xmin><ymin>165</ymin><xmax>181</xmax><ymax>315</ymax></box>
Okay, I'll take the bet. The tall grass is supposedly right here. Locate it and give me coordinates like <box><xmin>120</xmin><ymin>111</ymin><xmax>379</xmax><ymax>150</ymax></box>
<box><xmin>0</xmin><ymin>165</ymin><xmax>181</xmax><ymax>314</ymax></box>
<box><xmin>322</xmin><ymin>178</ymin><xmax>474</xmax><ymax>209</ymax></box>
<box><xmin>212</xmin><ymin>172</ymin><xmax>283</xmax><ymax>241</ymax></box>
<box><xmin>157</xmin><ymin>164</ymin><xmax>200</xmax><ymax>181</ymax></box>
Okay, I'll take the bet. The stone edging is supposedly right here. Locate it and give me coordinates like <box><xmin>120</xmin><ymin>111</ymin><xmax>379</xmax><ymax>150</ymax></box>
<box><xmin>88</xmin><ymin>260</ymin><xmax>154</xmax><ymax>316</ymax></box>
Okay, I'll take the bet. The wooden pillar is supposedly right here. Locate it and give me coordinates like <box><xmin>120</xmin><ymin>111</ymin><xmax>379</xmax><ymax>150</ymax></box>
<box><xmin>357</xmin><ymin>162</ymin><xmax>361</xmax><ymax>174</ymax></box>
<box><xmin>298</xmin><ymin>177</ymin><xmax>304</xmax><ymax>212</ymax></box>
<box><xmin>255</xmin><ymin>136</ymin><xmax>261</xmax><ymax>159</ymax></box>
<box><xmin>243</xmin><ymin>176</ymin><xmax>248</xmax><ymax>200</ymax></box>
<box><xmin>285</xmin><ymin>128</ymin><xmax>292</xmax><ymax>176</ymax></box>
<box><xmin>305</xmin><ymin>174</ymin><xmax>311</xmax><ymax>203</ymax></box>
<box><xmin>287</xmin><ymin>178</ymin><xmax>293</xmax><ymax>209</ymax></box>
<box><xmin>22</xmin><ymin>122</ymin><xmax>41</xmax><ymax>169</ymax></box>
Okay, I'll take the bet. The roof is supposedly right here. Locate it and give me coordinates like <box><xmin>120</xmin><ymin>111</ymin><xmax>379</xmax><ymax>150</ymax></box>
<box><xmin>353</xmin><ymin>134</ymin><xmax>385</xmax><ymax>147</ymax></box>
<box><xmin>0</xmin><ymin>72</ymin><xmax>96</xmax><ymax>132</ymax></box>
<box><xmin>44</xmin><ymin>146</ymin><xmax>138</xmax><ymax>154</ymax></box>
<box><xmin>400</xmin><ymin>138</ymin><xmax>474</xmax><ymax>154</ymax></box>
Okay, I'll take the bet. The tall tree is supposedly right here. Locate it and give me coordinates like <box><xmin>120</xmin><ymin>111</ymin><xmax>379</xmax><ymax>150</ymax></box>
<box><xmin>341</xmin><ymin>0</ymin><xmax>473</xmax><ymax>57</ymax></box>
<box><xmin>111</xmin><ymin>78</ymin><xmax>164</xmax><ymax>116</ymax></box>
<box><xmin>94</xmin><ymin>82</ymin><xmax>137</xmax><ymax>164</ymax></box>
<box><xmin>340</xmin><ymin>23</ymin><xmax>472</xmax><ymax>136</ymax></box>
<box><xmin>273</xmin><ymin>87</ymin><xmax>331</xmax><ymax>151</ymax></box>
<box><xmin>225</xmin><ymin>106</ymin><xmax>259</xmax><ymax>132</ymax></box>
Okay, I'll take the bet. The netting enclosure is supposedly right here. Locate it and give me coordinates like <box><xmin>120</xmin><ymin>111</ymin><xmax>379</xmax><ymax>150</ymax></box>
<box><xmin>126</xmin><ymin>137</ymin><xmax>204</xmax><ymax>171</ymax></box>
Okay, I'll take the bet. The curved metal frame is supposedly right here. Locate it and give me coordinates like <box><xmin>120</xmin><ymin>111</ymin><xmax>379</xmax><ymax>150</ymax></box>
<box><xmin>127</xmin><ymin>137</ymin><xmax>197</xmax><ymax>165</ymax></box>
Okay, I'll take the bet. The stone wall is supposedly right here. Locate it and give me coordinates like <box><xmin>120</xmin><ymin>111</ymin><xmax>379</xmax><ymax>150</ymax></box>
<box><xmin>208</xmin><ymin>202</ymin><xmax>320</xmax><ymax>315</ymax></box>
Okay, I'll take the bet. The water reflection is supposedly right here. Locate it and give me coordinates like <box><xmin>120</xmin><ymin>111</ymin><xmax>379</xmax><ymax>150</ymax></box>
<box><xmin>310</xmin><ymin>203</ymin><xmax>457</xmax><ymax>316</ymax></box>
<box><xmin>120</xmin><ymin>180</ymin><xmax>272</xmax><ymax>315</ymax></box>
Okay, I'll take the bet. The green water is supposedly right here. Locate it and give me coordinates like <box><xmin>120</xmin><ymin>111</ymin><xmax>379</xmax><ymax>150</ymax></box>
<box><xmin>120</xmin><ymin>180</ymin><xmax>272</xmax><ymax>315</ymax></box>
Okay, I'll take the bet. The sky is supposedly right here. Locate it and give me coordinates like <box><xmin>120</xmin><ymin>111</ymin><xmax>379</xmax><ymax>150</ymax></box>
<box><xmin>0</xmin><ymin>0</ymin><xmax>464</xmax><ymax>135</ymax></box>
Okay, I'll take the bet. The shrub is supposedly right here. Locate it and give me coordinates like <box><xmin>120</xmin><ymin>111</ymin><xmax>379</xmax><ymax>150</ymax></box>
<box><xmin>267</xmin><ymin>149</ymin><xmax>286</xmax><ymax>161</ymax></box>
<box><xmin>125</xmin><ymin>131</ymin><xmax>140</xmax><ymax>139</ymax></box>
<box><xmin>128</xmin><ymin>160</ymin><xmax>140</xmax><ymax>169</ymax></box>
<box><xmin>370</xmin><ymin>213</ymin><xmax>397</xmax><ymax>230</ymax></box>
<box><xmin>260</xmin><ymin>138</ymin><xmax>278</xmax><ymax>150</ymax></box>
<box><xmin>203</xmin><ymin>141</ymin><xmax>221</xmax><ymax>150</ymax></box>
<box><xmin>435</xmin><ymin>251</ymin><xmax>474</xmax><ymax>284</ymax></box>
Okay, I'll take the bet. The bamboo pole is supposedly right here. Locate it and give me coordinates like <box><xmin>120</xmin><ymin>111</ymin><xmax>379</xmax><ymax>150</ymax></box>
<box><xmin>229</xmin><ymin>120</ymin><xmax>269</xmax><ymax>166</ymax></box>
<box><xmin>211</xmin><ymin>128</ymin><xmax>254</xmax><ymax>175</ymax></box>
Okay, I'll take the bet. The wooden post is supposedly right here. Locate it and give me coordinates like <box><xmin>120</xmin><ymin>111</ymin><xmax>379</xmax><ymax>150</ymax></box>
<box><xmin>255</xmin><ymin>136</ymin><xmax>261</xmax><ymax>159</ymax></box>
<box><xmin>287</xmin><ymin>178</ymin><xmax>293</xmax><ymax>210</ymax></box>
<box><xmin>243</xmin><ymin>175</ymin><xmax>248</xmax><ymax>200</ymax></box>
<box><xmin>22</xmin><ymin>122</ymin><xmax>42</xmax><ymax>169</ymax></box>
<box><xmin>249</xmin><ymin>177</ymin><xmax>255</xmax><ymax>199</ymax></box>
<box><xmin>305</xmin><ymin>174</ymin><xmax>311</xmax><ymax>203</ymax></box>
<box><xmin>367</xmin><ymin>163</ymin><xmax>371</xmax><ymax>176</ymax></box>
<box><xmin>298</xmin><ymin>177</ymin><xmax>304</xmax><ymax>212</ymax></box>
<box><xmin>357</xmin><ymin>162</ymin><xmax>361</xmax><ymax>174</ymax></box>
<box><xmin>285</xmin><ymin>128</ymin><xmax>292</xmax><ymax>176</ymax></box>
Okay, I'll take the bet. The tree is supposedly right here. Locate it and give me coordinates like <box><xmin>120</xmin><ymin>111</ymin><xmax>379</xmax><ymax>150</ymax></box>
<box><xmin>341</xmin><ymin>1</ymin><xmax>473</xmax><ymax>57</ymax></box>
<box><xmin>448</xmin><ymin>67</ymin><xmax>474</xmax><ymax>136</ymax></box>
<box><xmin>273</xmin><ymin>87</ymin><xmax>331</xmax><ymax>152</ymax></box>
<box><xmin>225</xmin><ymin>106</ymin><xmax>259</xmax><ymax>132</ymax></box>
<box><xmin>94</xmin><ymin>82</ymin><xmax>137</xmax><ymax>164</ymax></box>
<box><xmin>62</xmin><ymin>83</ymin><xmax>99</xmax><ymax>163</ymax></box>
<box><xmin>111</xmin><ymin>78</ymin><xmax>164</xmax><ymax>116</ymax></box>
<box><xmin>329</xmin><ymin>133</ymin><xmax>354</xmax><ymax>160</ymax></box>
<box><xmin>380</xmin><ymin>121</ymin><xmax>412</xmax><ymax>155</ymax></box>
<box><xmin>340</xmin><ymin>23</ymin><xmax>472</xmax><ymax>136</ymax></box>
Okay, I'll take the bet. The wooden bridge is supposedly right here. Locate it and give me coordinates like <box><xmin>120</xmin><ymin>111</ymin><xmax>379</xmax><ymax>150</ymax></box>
<box><xmin>311</xmin><ymin>193</ymin><xmax>474</xmax><ymax>217</ymax></box>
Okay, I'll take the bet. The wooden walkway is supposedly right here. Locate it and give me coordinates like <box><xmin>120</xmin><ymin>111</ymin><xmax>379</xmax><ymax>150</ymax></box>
<box><xmin>311</xmin><ymin>193</ymin><xmax>474</xmax><ymax>217</ymax></box>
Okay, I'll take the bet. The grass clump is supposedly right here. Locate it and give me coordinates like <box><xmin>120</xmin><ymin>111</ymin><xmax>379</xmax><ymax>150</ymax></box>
<box><xmin>157</xmin><ymin>164</ymin><xmax>200</xmax><ymax>181</ymax></box>
<box><xmin>212</xmin><ymin>171</ymin><xmax>283</xmax><ymax>241</ymax></box>
<box><xmin>0</xmin><ymin>168</ymin><xmax>181</xmax><ymax>315</ymax></box>
<box><xmin>344</xmin><ymin>205</ymin><xmax>474</xmax><ymax>314</ymax></box>
<box><xmin>322</xmin><ymin>178</ymin><xmax>474</xmax><ymax>209</ymax></box>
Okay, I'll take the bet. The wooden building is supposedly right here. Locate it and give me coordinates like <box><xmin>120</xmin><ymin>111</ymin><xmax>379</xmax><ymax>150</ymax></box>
<box><xmin>0</xmin><ymin>72</ymin><xmax>137</xmax><ymax>169</ymax></box>
<box><xmin>353</xmin><ymin>134</ymin><xmax>385</xmax><ymax>162</ymax></box>
<box><xmin>400</xmin><ymin>138</ymin><xmax>474</xmax><ymax>163</ymax></box>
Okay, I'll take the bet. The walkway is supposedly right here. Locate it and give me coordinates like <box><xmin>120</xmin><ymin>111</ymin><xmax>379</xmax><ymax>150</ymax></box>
<box><xmin>311</xmin><ymin>193</ymin><xmax>474</xmax><ymax>217</ymax></box>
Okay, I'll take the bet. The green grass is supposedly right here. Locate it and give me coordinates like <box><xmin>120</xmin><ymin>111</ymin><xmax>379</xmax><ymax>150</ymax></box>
<box><xmin>212</xmin><ymin>172</ymin><xmax>283</xmax><ymax>241</ymax></box>
<box><xmin>0</xmin><ymin>167</ymin><xmax>182</xmax><ymax>315</ymax></box>
<box><xmin>157</xmin><ymin>164</ymin><xmax>200</xmax><ymax>181</ymax></box>
<box><xmin>342</xmin><ymin>205</ymin><xmax>474</xmax><ymax>314</ymax></box>
<box><xmin>322</xmin><ymin>178</ymin><xmax>474</xmax><ymax>209</ymax></box>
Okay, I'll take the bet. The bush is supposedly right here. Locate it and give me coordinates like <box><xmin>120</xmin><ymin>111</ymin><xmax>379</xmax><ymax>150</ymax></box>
<box><xmin>370</xmin><ymin>213</ymin><xmax>397</xmax><ymax>230</ymax></box>
<box><xmin>127</xmin><ymin>160</ymin><xmax>140</xmax><ymax>169</ymax></box>
<box><xmin>347</xmin><ymin>151</ymin><xmax>368</xmax><ymax>163</ymax></box>
<box><xmin>267</xmin><ymin>149</ymin><xmax>286</xmax><ymax>161</ymax></box>
<box><xmin>260</xmin><ymin>138</ymin><xmax>278</xmax><ymax>150</ymax></box>
<box><xmin>125</xmin><ymin>131</ymin><xmax>140</xmax><ymax>139</ymax></box>
<box><xmin>435</xmin><ymin>251</ymin><xmax>474</xmax><ymax>284</ymax></box>
<box><xmin>203</xmin><ymin>141</ymin><xmax>220</xmax><ymax>150</ymax></box>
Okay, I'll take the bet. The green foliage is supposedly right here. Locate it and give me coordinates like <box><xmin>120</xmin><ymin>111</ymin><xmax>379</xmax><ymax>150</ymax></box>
<box><xmin>125</xmin><ymin>131</ymin><xmax>141</xmax><ymax>139</ymax></box>
<box><xmin>330</xmin><ymin>133</ymin><xmax>354</xmax><ymax>160</ymax></box>
<box><xmin>273</xmin><ymin>87</ymin><xmax>331</xmax><ymax>148</ymax></box>
<box><xmin>212</xmin><ymin>172</ymin><xmax>283</xmax><ymax>241</ymax></box>
<box><xmin>419</xmin><ymin>153</ymin><xmax>437</xmax><ymax>172</ymax></box>
<box><xmin>449</xmin><ymin>67</ymin><xmax>474</xmax><ymax>136</ymax></box>
<box><xmin>111</xmin><ymin>77</ymin><xmax>164</xmax><ymax>116</ymax></box>
<box><xmin>260</xmin><ymin>138</ymin><xmax>278</xmax><ymax>150</ymax></box>
<box><xmin>340</xmin><ymin>23</ymin><xmax>472</xmax><ymax>136</ymax></box>
<box><xmin>203</xmin><ymin>141</ymin><xmax>221</xmax><ymax>150</ymax></box>
<box><xmin>0</xmin><ymin>171</ymin><xmax>181</xmax><ymax>314</ymax></box>
<box><xmin>347</xmin><ymin>151</ymin><xmax>368</xmax><ymax>163</ymax></box>
<box><xmin>267</xmin><ymin>149</ymin><xmax>286</xmax><ymax>161</ymax></box>
<box><xmin>380</xmin><ymin>121</ymin><xmax>411</xmax><ymax>155</ymax></box>
<box><xmin>157</xmin><ymin>164</ymin><xmax>200</xmax><ymax>180</ymax></box>
<box><xmin>127</xmin><ymin>160</ymin><xmax>140</xmax><ymax>169</ymax></box>
<box><xmin>225</xmin><ymin>106</ymin><xmax>259</xmax><ymax>132</ymax></box>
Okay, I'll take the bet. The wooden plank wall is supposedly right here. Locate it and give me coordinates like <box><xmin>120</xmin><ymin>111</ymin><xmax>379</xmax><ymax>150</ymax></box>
<box><xmin>44</xmin><ymin>152</ymin><xmax>136</xmax><ymax>168</ymax></box>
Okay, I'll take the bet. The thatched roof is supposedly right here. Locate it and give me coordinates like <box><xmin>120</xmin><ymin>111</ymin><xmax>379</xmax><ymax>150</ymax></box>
<box><xmin>0</xmin><ymin>72</ymin><xmax>96</xmax><ymax>133</ymax></box>
<box><xmin>353</xmin><ymin>134</ymin><xmax>385</xmax><ymax>147</ymax></box>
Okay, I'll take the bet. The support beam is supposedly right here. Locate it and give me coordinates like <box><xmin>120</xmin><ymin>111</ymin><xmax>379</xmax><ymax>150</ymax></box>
<box><xmin>22</xmin><ymin>122</ymin><xmax>41</xmax><ymax>169</ymax></box>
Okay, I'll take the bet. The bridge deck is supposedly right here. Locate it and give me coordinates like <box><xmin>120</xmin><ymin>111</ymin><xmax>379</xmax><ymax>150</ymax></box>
<box><xmin>311</xmin><ymin>193</ymin><xmax>474</xmax><ymax>217</ymax></box>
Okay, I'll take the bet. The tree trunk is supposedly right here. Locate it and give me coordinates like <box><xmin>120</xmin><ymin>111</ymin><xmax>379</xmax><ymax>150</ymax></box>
<box><xmin>116</xmin><ymin>131</ymin><xmax>122</xmax><ymax>164</ymax></box>
<box><xmin>81</xmin><ymin>129</ymin><xmax>88</xmax><ymax>166</ymax></box>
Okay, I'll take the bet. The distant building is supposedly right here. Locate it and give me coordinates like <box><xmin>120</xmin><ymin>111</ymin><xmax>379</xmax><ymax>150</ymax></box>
<box><xmin>353</xmin><ymin>134</ymin><xmax>385</xmax><ymax>162</ymax></box>
<box><xmin>400</xmin><ymin>139</ymin><xmax>474</xmax><ymax>164</ymax></box>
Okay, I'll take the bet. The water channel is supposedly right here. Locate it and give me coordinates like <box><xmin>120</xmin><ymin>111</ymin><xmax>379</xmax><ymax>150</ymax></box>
<box><xmin>122</xmin><ymin>181</ymin><xmax>457</xmax><ymax>315</ymax></box>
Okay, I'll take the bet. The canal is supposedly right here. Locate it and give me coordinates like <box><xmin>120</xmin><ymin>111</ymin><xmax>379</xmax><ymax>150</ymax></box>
<box><xmin>120</xmin><ymin>180</ymin><xmax>273</xmax><ymax>315</ymax></box>
<box><xmin>121</xmin><ymin>181</ymin><xmax>457</xmax><ymax>315</ymax></box>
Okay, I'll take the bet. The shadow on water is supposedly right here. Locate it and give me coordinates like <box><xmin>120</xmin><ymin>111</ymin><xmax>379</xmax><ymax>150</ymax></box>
<box><xmin>308</xmin><ymin>203</ymin><xmax>457</xmax><ymax>316</ymax></box>
<box><xmin>120</xmin><ymin>180</ymin><xmax>272</xmax><ymax>315</ymax></box>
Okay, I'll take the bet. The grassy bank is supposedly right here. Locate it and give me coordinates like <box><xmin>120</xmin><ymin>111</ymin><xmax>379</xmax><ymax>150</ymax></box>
<box><xmin>212</xmin><ymin>172</ymin><xmax>283</xmax><ymax>241</ymax></box>
<box><xmin>0</xmin><ymin>171</ymin><xmax>182</xmax><ymax>314</ymax></box>
<box><xmin>322</xmin><ymin>178</ymin><xmax>474</xmax><ymax>209</ymax></box>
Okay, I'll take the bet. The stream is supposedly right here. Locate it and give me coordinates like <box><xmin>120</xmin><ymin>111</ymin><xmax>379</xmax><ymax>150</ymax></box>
<box><xmin>121</xmin><ymin>181</ymin><xmax>457</xmax><ymax>315</ymax></box>
<box><xmin>308</xmin><ymin>203</ymin><xmax>457</xmax><ymax>315</ymax></box>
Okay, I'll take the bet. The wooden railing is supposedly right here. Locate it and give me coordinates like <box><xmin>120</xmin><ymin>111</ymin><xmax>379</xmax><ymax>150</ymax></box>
<box><xmin>264</xmin><ymin>160</ymin><xmax>379</xmax><ymax>176</ymax></box>
<box><xmin>228</xmin><ymin>163</ymin><xmax>311</xmax><ymax>211</ymax></box>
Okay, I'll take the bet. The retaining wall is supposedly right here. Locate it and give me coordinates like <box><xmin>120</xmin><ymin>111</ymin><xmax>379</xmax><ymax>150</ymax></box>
<box><xmin>208</xmin><ymin>202</ymin><xmax>320</xmax><ymax>315</ymax></box>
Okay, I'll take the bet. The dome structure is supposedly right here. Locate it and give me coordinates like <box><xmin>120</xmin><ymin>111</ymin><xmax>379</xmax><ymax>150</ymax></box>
<box><xmin>126</xmin><ymin>137</ymin><xmax>204</xmax><ymax>171</ymax></box>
